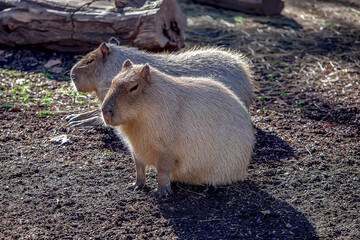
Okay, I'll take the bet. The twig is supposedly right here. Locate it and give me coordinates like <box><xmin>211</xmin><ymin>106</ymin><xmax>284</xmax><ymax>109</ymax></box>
<box><xmin>177</xmin><ymin>185</ymin><xmax>206</xmax><ymax>197</ymax></box>
<box><xmin>305</xmin><ymin>146</ymin><xmax>312</xmax><ymax>156</ymax></box>
<box><xmin>317</xmin><ymin>61</ymin><xmax>325</xmax><ymax>72</ymax></box>
<box><xmin>198</xmin><ymin>217</ymin><xmax>220</xmax><ymax>223</ymax></box>
<box><xmin>350</xmin><ymin>8</ymin><xmax>360</xmax><ymax>14</ymax></box>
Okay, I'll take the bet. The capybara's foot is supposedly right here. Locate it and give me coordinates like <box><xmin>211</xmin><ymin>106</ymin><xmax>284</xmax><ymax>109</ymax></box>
<box><xmin>65</xmin><ymin>114</ymin><xmax>75</xmax><ymax>121</ymax></box>
<box><xmin>65</xmin><ymin>113</ymin><xmax>87</xmax><ymax>122</ymax></box>
<box><xmin>155</xmin><ymin>185</ymin><xmax>173</xmax><ymax>197</ymax></box>
<box><xmin>126</xmin><ymin>183</ymin><xmax>145</xmax><ymax>191</ymax></box>
<box><xmin>67</xmin><ymin>117</ymin><xmax>101</xmax><ymax>128</ymax></box>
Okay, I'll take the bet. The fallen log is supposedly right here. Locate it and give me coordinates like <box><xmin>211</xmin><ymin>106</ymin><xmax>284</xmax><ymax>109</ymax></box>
<box><xmin>193</xmin><ymin>0</ymin><xmax>284</xmax><ymax>16</ymax></box>
<box><xmin>0</xmin><ymin>0</ymin><xmax>186</xmax><ymax>53</ymax></box>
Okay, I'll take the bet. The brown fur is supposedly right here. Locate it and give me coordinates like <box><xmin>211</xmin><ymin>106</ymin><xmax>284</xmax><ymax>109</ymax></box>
<box><xmin>102</xmin><ymin>60</ymin><xmax>255</xmax><ymax>196</ymax></box>
<box><xmin>68</xmin><ymin>40</ymin><xmax>253</xmax><ymax>127</ymax></box>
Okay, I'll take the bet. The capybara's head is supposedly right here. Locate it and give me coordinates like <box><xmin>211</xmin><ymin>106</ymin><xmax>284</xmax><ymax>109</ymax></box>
<box><xmin>70</xmin><ymin>38</ymin><xmax>120</xmax><ymax>93</ymax></box>
<box><xmin>101</xmin><ymin>59</ymin><xmax>152</xmax><ymax>126</ymax></box>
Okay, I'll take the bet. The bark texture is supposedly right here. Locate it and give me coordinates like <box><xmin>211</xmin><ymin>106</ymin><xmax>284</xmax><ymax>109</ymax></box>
<box><xmin>0</xmin><ymin>0</ymin><xmax>186</xmax><ymax>52</ymax></box>
<box><xmin>193</xmin><ymin>0</ymin><xmax>284</xmax><ymax>16</ymax></box>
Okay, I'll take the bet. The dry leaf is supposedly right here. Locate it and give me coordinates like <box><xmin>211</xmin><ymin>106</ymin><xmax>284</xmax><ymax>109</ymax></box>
<box><xmin>49</xmin><ymin>66</ymin><xmax>63</xmax><ymax>74</ymax></box>
<box><xmin>10</xmin><ymin>107</ymin><xmax>21</xmax><ymax>112</ymax></box>
<box><xmin>261</xmin><ymin>210</ymin><xmax>271</xmax><ymax>215</ymax></box>
<box><xmin>326</xmin><ymin>66</ymin><xmax>335</xmax><ymax>71</ymax></box>
<box><xmin>44</xmin><ymin>59</ymin><xmax>61</xmax><ymax>68</ymax></box>
<box><xmin>274</xmin><ymin>148</ymin><xmax>288</xmax><ymax>153</ymax></box>
<box><xmin>275</xmin><ymin>97</ymin><xmax>286</xmax><ymax>105</ymax></box>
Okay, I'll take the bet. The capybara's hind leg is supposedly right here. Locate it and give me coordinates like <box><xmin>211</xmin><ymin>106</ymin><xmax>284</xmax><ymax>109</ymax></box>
<box><xmin>155</xmin><ymin>155</ymin><xmax>175</xmax><ymax>197</ymax></box>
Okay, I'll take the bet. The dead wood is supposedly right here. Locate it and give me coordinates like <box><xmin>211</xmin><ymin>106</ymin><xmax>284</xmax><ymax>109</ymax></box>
<box><xmin>0</xmin><ymin>0</ymin><xmax>186</xmax><ymax>52</ymax></box>
<box><xmin>193</xmin><ymin>0</ymin><xmax>284</xmax><ymax>16</ymax></box>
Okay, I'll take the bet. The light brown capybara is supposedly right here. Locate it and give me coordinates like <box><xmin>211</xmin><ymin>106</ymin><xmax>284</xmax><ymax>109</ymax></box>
<box><xmin>101</xmin><ymin>60</ymin><xmax>255</xmax><ymax>196</ymax></box>
<box><xmin>68</xmin><ymin>38</ymin><xmax>253</xmax><ymax>127</ymax></box>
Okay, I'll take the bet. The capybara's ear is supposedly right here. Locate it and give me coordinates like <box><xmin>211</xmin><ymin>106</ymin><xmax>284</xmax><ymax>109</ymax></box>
<box><xmin>141</xmin><ymin>64</ymin><xmax>151</xmax><ymax>82</ymax></box>
<box><xmin>109</xmin><ymin>37</ymin><xmax>120</xmax><ymax>45</ymax></box>
<box><xmin>122</xmin><ymin>59</ymin><xmax>133</xmax><ymax>69</ymax></box>
<box><xmin>100</xmin><ymin>43</ymin><xmax>110</xmax><ymax>55</ymax></box>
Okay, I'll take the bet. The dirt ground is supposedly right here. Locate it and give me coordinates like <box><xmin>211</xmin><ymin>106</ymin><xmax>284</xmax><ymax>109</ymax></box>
<box><xmin>0</xmin><ymin>0</ymin><xmax>359</xmax><ymax>239</ymax></box>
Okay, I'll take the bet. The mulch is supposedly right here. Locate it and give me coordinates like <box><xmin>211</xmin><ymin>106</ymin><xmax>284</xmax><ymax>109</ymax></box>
<box><xmin>0</xmin><ymin>0</ymin><xmax>359</xmax><ymax>239</ymax></box>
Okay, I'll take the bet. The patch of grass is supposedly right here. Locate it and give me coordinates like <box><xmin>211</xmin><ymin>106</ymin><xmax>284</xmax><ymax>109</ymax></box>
<box><xmin>323</xmin><ymin>23</ymin><xmax>335</xmax><ymax>29</ymax></box>
<box><xmin>3</xmin><ymin>102</ymin><xmax>12</xmax><ymax>108</ymax></box>
<box><xmin>274</xmin><ymin>60</ymin><xmax>284</xmax><ymax>66</ymax></box>
<box><xmin>0</xmin><ymin>85</ymin><xmax>8</xmax><ymax>91</ymax></box>
<box><xmin>39</xmin><ymin>110</ymin><xmax>53</xmax><ymax>118</ymax></box>
<box><xmin>259</xmin><ymin>95</ymin><xmax>269</xmax><ymax>100</ymax></box>
<box><xmin>41</xmin><ymin>94</ymin><xmax>53</xmax><ymax>105</ymax></box>
<box><xmin>280</xmin><ymin>90</ymin><xmax>286</xmax><ymax>97</ymax></box>
<box><xmin>22</xmin><ymin>95</ymin><xmax>29</xmax><ymax>101</ymax></box>
<box><xmin>320</xmin><ymin>23</ymin><xmax>341</xmax><ymax>31</ymax></box>
<box><xmin>257</xmin><ymin>108</ymin><xmax>267</xmax><ymax>113</ymax></box>
<box><xmin>91</xmin><ymin>98</ymin><xmax>100</xmax><ymax>104</ymax></box>
<box><xmin>234</xmin><ymin>16</ymin><xmax>245</xmax><ymax>23</ymax></box>
<box><xmin>267</xmin><ymin>74</ymin><xmax>275</xmax><ymax>81</ymax></box>
<box><xmin>19</xmin><ymin>87</ymin><xmax>30</xmax><ymax>94</ymax></box>
<box><xmin>295</xmin><ymin>100</ymin><xmax>305</xmax><ymax>106</ymax></box>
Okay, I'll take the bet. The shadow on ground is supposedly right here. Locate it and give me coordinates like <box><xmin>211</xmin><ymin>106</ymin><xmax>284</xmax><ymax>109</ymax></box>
<box><xmin>300</xmin><ymin>97</ymin><xmax>359</xmax><ymax>127</ymax></box>
<box><xmin>0</xmin><ymin>45</ymin><xmax>77</xmax><ymax>81</ymax></box>
<box><xmin>253</xmin><ymin>15</ymin><xmax>303</xmax><ymax>30</ymax></box>
<box><xmin>157</xmin><ymin>181</ymin><xmax>317</xmax><ymax>239</ymax></box>
<box><xmin>253</xmin><ymin>128</ymin><xmax>296</xmax><ymax>164</ymax></box>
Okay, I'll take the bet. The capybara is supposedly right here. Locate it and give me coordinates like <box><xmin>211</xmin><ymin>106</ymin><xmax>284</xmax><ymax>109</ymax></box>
<box><xmin>101</xmin><ymin>60</ymin><xmax>255</xmax><ymax>196</ymax></box>
<box><xmin>68</xmin><ymin>38</ymin><xmax>253</xmax><ymax>127</ymax></box>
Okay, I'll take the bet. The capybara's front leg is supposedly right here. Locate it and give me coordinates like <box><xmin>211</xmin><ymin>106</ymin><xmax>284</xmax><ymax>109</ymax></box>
<box><xmin>65</xmin><ymin>109</ymin><xmax>99</xmax><ymax>122</ymax></box>
<box><xmin>127</xmin><ymin>154</ymin><xmax>146</xmax><ymax>190</ymax></box>
<box><xmin>67</xmin><ymin>116</ymin><xmax>102</xmax><ymax>128</ymax></box>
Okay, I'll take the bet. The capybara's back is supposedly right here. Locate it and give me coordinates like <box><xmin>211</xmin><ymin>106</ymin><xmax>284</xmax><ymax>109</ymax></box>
<box><xmin>157</xmin><ymin>47</ymin><xmax>254</xmax><ymax>108</ymax></box>
<box><xmin>71</xmin><ymin>41</ymin><xmax>253</xmax><ymax>108</ymax></box>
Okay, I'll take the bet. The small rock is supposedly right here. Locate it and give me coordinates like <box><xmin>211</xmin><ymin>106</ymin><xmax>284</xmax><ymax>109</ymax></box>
<box><xmin>50</xmin><ymin>134</ymin><xmax>71</xmax><ymax>146</ymax></box>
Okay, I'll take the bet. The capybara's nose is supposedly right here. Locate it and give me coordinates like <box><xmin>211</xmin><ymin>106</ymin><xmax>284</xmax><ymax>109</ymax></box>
<box><xmin>102</xmin><ymin>104</ymin><xmax>114</xmax><ymax>122</ymax></box>
<box><xmin>102</xmin><ymin>106</ymin><xmax>113</xmax><ymax>116</ymax></box>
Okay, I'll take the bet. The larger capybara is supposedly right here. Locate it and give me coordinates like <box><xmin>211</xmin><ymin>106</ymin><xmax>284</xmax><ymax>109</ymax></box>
<box><xmin>67</xmin><ymin>38</ymin><xmax>253</xmax><ymax>127</ymax></box>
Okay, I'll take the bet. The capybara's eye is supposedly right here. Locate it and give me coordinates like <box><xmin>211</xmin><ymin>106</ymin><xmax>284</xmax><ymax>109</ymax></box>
<box><xmin>86</xmin><ymin>59</ymin><xmax>94</xmax><ymax>64</ymax></box>
<box><xmin>129</xmin><ymin>84</ymin><xmax>138</xmax><ymax>92</ymax></box>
